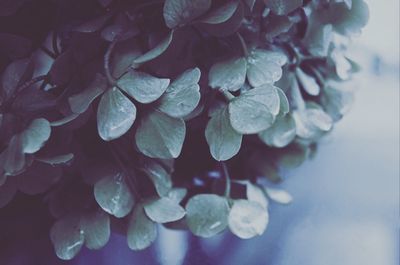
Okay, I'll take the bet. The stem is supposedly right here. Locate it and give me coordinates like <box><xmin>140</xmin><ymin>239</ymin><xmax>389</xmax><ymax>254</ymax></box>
<box><xmin>308</xmin><ymin>65</ymin><xmax>325</xmax><ymax>85</ymax></box>
<box><xmin>39</xmin><ymin>79</ymin><xmax>49</xmax><ymax>91</ymax></box>
<box><xmin>282</xmin><ymin>43</ymin><xmax>300</xmax><ymax>66</ymax></box>
<box><xmin>52</xmin><ymin>31</ymin><xmax>61</xmax><ymax>56</ymax></box>
<box><xmin>104</xmin><ymin>37</ymin><xmax>119</xmax><ymax>86</ymax></box>
<box><xmin>236</xmin><ymin>32</ymin><xmax>249</xmax><ymax>57</ymax></box>
<box><xmin>290</xmin><ymin>44</ymin><xmax>302</xmax><ymax>66</ymax></box>
<box><xmin>221</xmin><ymin>162</ymin><xmax>231</xmax><ymax>198</ymax></box>
<box><xmin>292</xmin><ymin>76</ymin><xmax>306</xmax><ymax>110</ymax></box>
<box><xmin>40</xmin><ymin>46</ymin><xmax>57</xmax><ymax>59</ymax></box>
<box><xmin>17</xmin><ymin>75</ymin><xmax>48</xmax><ymax>92</ymax></box>
<box><xmin>219</xmin><ymin>89</ymin><xmax>235</xmax><ymax>101</ymax></box>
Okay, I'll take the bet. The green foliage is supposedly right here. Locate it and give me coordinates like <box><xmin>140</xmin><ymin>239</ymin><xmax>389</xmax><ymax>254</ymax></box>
<box><xmin>156</xmin><ymin>68</ymin><xmax>201</xmax><ymax>118</ymax></box>
<box><xmin>229</xmin><ymin>85</ymin><xmax>280</xmax><ymax>134</ymax></box>
<box><xmin>97</xmin><ymin>87</ymin><xmax>137</xmax><ymax>141</ymax></box>
<box><xmin>205</xmin><ymin>106</ymin><xmax>243</xmax><ymax>161</ymax></box>
<box><xmin>143</xmin><ymin>197</ymin><xmax>186</xmax><ymax>223</ymax></box>
<box><xmin>209</xmin><ymin>57</ymin><xmax>247</xmax><ymax>91</ymax></box>
<box><xmin>127</xmin><ymin>204</ymin><xmax>158</xmax><ymax>250</ymax></box>
<box><xmin>0</xmin><ymin>0</ymin><xmax>368</xmax><ymax>260</ymax></box>
<box><xmin>135</xmin><ymin>110</ymin><xmax>186</xmax><ymax>159</ymax></box>
<box><xmin>186</xmin><ymin>194</ymin><xmax>230</xmax><ymax>237</ymax></box>
<box><xmin>228</xmin><ymin>199</ymin><xmax>269</xmax><ymax>239</ymax></box>
<box><xmin>164</xmin><ymin>0</ymin><xmax>212</xmax><ymax>28</ymax></box>
<box><xmin>94</xmin><ymin>172</ymin><xmax>135</xmax><ymax>218</ymax></box>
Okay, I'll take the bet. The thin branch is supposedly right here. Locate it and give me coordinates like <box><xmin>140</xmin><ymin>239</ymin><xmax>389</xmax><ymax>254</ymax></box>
<box><xmin>39</xmin><ymin>79</ymin><xmax>49</xmax><ymax>91</ymax></box>
<box><xmin>308</xmin><ymin>65</ymin><xmax>325</xmax><ymax>85</ymax></box>
<box><xmin>52</xmin><ymin>31</ymin><xmax>61</xmax><ymax>56</ymax></box>
<box><xmin>236</xmin><ymin>32</ymin><xmax>249</xmax><ymax>57</ymax></box>
<box><xmin>40</xmin><ymin>46</ymin><xmax>57</xmax><ymax>59</ymax></box>
<box><xmin>221</xmin><ymin>162</ymin><xmax>231</xmax><ymax>198</ymax></box>
<box><xmin>219</xmin><ymin>89</ymin><xmax>235</xmax><ymax>102</ymax></box>
<box><xmin>18</xmin><ymin>75</ymin><xmax>48</xmax><ymax>92</ymax></box>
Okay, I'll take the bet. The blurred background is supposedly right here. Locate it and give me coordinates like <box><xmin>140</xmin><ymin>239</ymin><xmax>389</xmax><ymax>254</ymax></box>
<box><xmin>0</xmin><ymin>0</ymin><xmax>398</xmax><ymax>264</ymax></box>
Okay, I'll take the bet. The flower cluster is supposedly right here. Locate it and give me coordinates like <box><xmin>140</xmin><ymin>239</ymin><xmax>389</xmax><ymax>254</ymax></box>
<box><xmin>0</xmin><ymin>0</ymin><xmax>368</xmax><ymax>260</ymax></box>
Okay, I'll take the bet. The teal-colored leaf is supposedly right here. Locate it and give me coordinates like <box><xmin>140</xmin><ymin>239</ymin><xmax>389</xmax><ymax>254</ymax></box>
<box><xmin>185</xmin><ymin>194</ymin><xmax>230</xmax><ymax>238</ymax></box>
<box><xmin>288</xmin><ymin>76</ymin><xmax>306</xmax><ymax>110</ymax></box>
<box><xmin>199</xmin><ymin>0</ymin><xmax>239</xmax><ymax>24</ymax></box>
<box><xmin>247</xmin><ymin>49</ymin><xmax>287</xmax><ymax>87</ymax></box>
<box><xmin>1</xmin><ymin>58</ymin><xmax>33</xmax><ymax>100</ymax></box>
<box><xmin>2</xmin><ymin>135</ymin><xmax>25</xmax><ymax>175</ymax></box>
<box><xmin>344</xmin><ymin>0</ymin><xmax>353</xmax><ymax>9</ymax></box>
<box><xmin>302</xmin><ymin>13</ymin><xmax>333</xmax><ymax>57</ymax></box>
<box><xmin>127</xmin><ymin>204</ymin><xmax>157</xmax><ymax>250</ymax></box>
<box><xmin>228</xmin><ymin>199</ymin><xmax>268</xmax><ymax>239</ymax></box>
<box><xmin>94</xmin><ymin>172</ymin><xmax>135</xmax><ymax>218</ymax></box>
<box><xmin>50</xmin><ymin>215</ymin><xmax>84</xmax><ymax>260</ymax></box>
<box><xmin>250</xmin><ymin>49</ymin><xmax>288</xmax><ymax>66</ymax></box>
<box><xmin>264</xmin><ymin>0</ymin><xmax>303</xmax><ymax>15</ymax></box>
<box><xmin>198</xmin><ymin>2</ymin><xmax>244</xmax><ymax>37</ymax></box>
<box><xmin>293</xmin><ymin>108</ymin><xmax>333</xmax><ymax>139</ymax></box>
<box><xmin>167</xmin><ymin>188</ymin><xmax>187</xmax><ymax>203</ymax></box>
<box><xmin>144</xmin><ymin>160</ymin><xmax>172</xmax><ymax>197</ymax></box>
<box><xmin>36</xmin><ymin>153</ymin><xmax>74</xmax><ymax>166</ymax></box>
<box><xmin>277</xmin><ymin>87</ymin><xmax>290</xmax><ymax>115</ymax></box>
<box><xmin>265</xmin><ymin>187</ymin><xmax>293</xmax><ymax>204</ymax></box>
<box><xmin>135</xmin><ymin>110</ymin><xmax>186</xmax><ymax>159</ymax></box>
<box><xmin>117</xmin><ymin>70</ymin><xmax>170</xmax><ymax>104</ymax></box>
<box><xmin>133</xmin><ymin>31</ymin><xmax>174</xmax><ymax>64</ymax></box>
<box><xmin>163</xmin><ymin>0</ymin><xmax>212</xmax><ymax>28</ymax></box>
<box><xmin>329</xmin><ymin>0</ymin><xmax>369</xmax><ymax>35</ymax></box>
<box><xmin>80</xmin><ymin>210</ymin><xmax>110</xmax><ymax>250</ymax></box>
<box><xmin>97</xmin><ymin>87</ymin><xmax>136</xmax><ymax>141</ymax></box>
<box><xmin>50</xmin><ymin>113</ymin><xmax>80</xmax><ymax>127</ymax></box>
<box><xmin>111</xmin><ymin>39</ymin><xmax>141</xmax><ymax>78</ymax></box>
<box><xmin>321</xmin><ymin>84</ymin><xmax>354</xmax><ymax>122</ymax></box>
<box><xmin>228</xmin><ymin>85</ymin><xmax>280</xmax><ymax>134</ymax></box>
<box><xmin>259</xmin><ymin>114</ymin><xmax>296</xmax><ymax>148</ymax></box>
<box><xmin>157</xmin><ymin>68</ymin><xmax>201</xmax><ymax>118</ymax></box>
<box><xmin>209</xmin><ymin>57</ymin><xmax>247</xmax><ymax>92</ymax></box>
<box><xmin>296</xmin><ymin>68</ymin><xmax>320</xmax><ymax>96</ymax></box>
<box><xmin>69</xmin><ymin>74</ymin><xmax>107</xmax><ymax>114</ymax></box>
<box><xmin>143</xmin><ymin>197</ymin><xmax>186</xmax><ymax>223</ymax></box>
<box><xmin>205</xmin><ymin>107</ymin><xmax>242</xmax><ymax>161</ymax></box>
<box><xmin>20</xmin><ymin>118</ymin><xmax>51</xmax><ymax>154</ymax></box>
<box><xmin>264</xmin><ymin>13</ymin><xmax>294</xmax><ymax>39</ymax></box>
<box><xmin>245</xmin><ymin>182</ymin><xmax>269</xmax><ymax>209</ymax></box>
